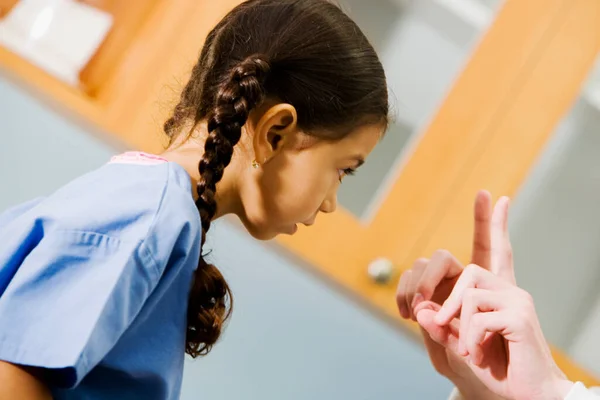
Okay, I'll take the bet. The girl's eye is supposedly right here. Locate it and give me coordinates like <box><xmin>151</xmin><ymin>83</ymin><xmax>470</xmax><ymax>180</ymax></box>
<box><xmin>338</xmin><ymin>168</ymin><xmax>356</xmax><ymax>182</ymax></box>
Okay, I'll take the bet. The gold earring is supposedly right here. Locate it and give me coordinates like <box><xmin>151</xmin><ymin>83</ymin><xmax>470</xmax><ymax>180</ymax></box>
<box><xmin>251</xmin><ymin>159</ymin><xmax>260</xmax><ymax>169</ymax></box>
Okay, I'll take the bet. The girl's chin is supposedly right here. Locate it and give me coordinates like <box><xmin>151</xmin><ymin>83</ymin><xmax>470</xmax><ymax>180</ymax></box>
<box><xmin>240</xmin><ymin>216</ymin><xmax>299</xmax><ymax>240</ymax></box>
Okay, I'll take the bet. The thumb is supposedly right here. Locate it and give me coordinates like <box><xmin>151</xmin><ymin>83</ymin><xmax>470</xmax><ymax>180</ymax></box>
<box><xmin>415</xmin><ymin>301</ymin><xmax>460</xmax><ymax>355</ymax></box>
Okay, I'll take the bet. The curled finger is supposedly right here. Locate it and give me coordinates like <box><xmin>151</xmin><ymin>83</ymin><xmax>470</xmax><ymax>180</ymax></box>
<box><xmin>414</xmin><ymin>250</ymin><xmax>463</xmax><ymax>305</ymax></box>
<box><xmin>459</xmin><ymin>289</ymin><xmax>506</xmax><ymax>360</ymax></box>
<box><xmin>435</xmin><ymin>264</ymin><xmax>512</xmax><ymax>326</ymax></box>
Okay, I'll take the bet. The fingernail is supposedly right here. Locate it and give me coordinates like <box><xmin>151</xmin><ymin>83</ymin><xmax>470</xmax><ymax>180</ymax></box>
<box><xmin>458</xmin><ymin>341</ymin><xmax>466</xmax><ymax>356</ymax></box>
<box><xmin>433</xmin><ymin>310</ymin><xmax>446</xmax><ymax>325</ymax></box>
<box><xmin>414</xmin><ymin>300</ymin><xmax>432</xmax><ymax>316</ymax></box>
<box><xmin>412</xmin><ymin>293</ymin><xmax>424</xmax><ymax>309</ymax></box>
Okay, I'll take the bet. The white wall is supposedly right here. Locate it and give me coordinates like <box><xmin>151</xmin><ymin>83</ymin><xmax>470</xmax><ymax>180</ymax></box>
<box><xmin>508</xmin><ymin>94</ymin><xmax>600</xmax><ymax>374</ymax></box>
<box><xmin>0</xmin><ymin>75</ymin><xmax>453</xmax><ymax>398</ymax></box>
<box><xmin>570</xmin><ymin>294</ymin><xmax>600</xmax><ymax>376</ymax></box>
<box><xmin>507</xmin><ymin>96</ymin><xmax>600</xmax><ymax>348</ymax></box>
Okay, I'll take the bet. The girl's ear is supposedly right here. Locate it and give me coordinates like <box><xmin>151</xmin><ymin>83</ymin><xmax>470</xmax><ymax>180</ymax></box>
<box><xmin>252</xmin><ymin>103</ymin><xmax>298</xmax><ymax>165</ymax></box>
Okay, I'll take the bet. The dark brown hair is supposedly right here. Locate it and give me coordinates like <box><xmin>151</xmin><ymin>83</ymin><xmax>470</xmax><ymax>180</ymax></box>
<box><xmin>163</xmin><ymin>0</ymin><xmax>388</xmax><ymax>357</ymax></box>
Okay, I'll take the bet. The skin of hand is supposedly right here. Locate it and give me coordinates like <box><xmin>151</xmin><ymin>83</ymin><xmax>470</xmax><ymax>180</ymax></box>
<box><xmin>431</xmin><ymin>263</ymin><xmax>573</xmax><ymax>399</ymax></box>
<box><xmin>406</xmin><ymin>192</ymin><xmax>574</xmax><ymax>400</ymax></box>
<box><xmin>396</xmin><ymin>191</ymin><xmax>507</xmax><ymax>399</ymax></box>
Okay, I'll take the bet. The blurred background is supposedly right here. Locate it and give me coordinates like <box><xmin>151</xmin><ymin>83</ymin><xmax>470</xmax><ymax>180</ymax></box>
<box><xmin>1</xmin><ymin>0</ymin><xmax>599</xmax><ymax>398</ymax></box>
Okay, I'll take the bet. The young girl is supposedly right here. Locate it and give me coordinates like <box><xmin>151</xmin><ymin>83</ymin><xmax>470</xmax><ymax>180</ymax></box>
<box><xmin>0</xmin><ymin>0</ymin><xmax>388</xmax><ymax>398</ymax></box>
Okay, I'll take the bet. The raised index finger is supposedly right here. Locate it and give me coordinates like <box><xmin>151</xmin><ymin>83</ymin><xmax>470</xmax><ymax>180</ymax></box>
<box><xmin>471</xmin><ymin>190</ymin><xmax>492</xmax><ymax>270</ymax></box>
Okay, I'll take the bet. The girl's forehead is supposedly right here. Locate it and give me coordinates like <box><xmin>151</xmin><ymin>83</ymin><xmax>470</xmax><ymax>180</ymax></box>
<box><xmin>290</xmin><ymin>123</ymin><xmax>383</xmax><ymax>158</ymax></box>
<box><xmin>340</xmin><ymin>123</ymin><xmax>384</xmax><ymax>149</ymax></box>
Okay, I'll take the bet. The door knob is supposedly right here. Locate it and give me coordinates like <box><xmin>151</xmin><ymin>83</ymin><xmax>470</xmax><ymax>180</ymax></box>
<box><xmin>367</xmin><ymin>257</ymin><xmax>396</xmax><ymax>284</ymax></box>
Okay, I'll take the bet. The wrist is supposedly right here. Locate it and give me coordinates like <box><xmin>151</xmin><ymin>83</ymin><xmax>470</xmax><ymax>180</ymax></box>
<box><xmin>454</xmin><ymin>379</ymin><xmax>505</xmax><ymax>400</ymax></box>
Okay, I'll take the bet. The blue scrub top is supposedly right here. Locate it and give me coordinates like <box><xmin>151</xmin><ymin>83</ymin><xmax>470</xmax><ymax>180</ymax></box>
<box><xmin>0</xmin><ymin>159</ymin><xmax>202</xmax><ymax>399</ymax></box>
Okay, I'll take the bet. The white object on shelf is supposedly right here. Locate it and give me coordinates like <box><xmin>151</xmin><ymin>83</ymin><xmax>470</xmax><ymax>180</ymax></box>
<box><xmin>367</xmin><ymin>257</ymin><xmax>396</xmax><ymax>284</ymax></box>
<box><xmin>0</xmin><ymin>0</ymin><xmax>113</xmax><ymax>86</ymax></box>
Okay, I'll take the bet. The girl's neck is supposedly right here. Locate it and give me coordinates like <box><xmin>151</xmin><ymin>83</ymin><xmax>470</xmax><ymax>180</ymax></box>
<box><xmin>160</xmin><ymin>136</ymin><xmax>243</xmax><ymax>221</ymax></box>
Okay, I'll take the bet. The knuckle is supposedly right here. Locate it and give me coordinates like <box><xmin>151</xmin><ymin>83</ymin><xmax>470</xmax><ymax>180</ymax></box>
<box><xmin>464</xmin><ymin>264</ymin><xmax>481</xmax><ymax>277</ymax></box>
<box><xmin>473</xmin><ymin>241</ymin><xmax>491</xmax><ymax>253</ymax></box>
<box><xmin>471</xmin><ymin>313</ymin><xmax>485</xmax><ymax>330</ymax></box>
<box><xmin>513</xmin><ymin>312</ymin><xmax>529</xmax><ymax>331</ymax></box>
<box><xmin>413</xmin><ymin>257</ymin><xmax>429</xmax><ymax>268</ymax></box>
<box><xmin>464</xmin><ymin>288</ymin><xmax>477</xmax><ymax>303</ymax></box>
<box><xmin>433</xmin><ymin>249</ymin><xmax>451</xmax><ymax>261</ymax></box>
<box><xmin>413</xmin><ymin>263</ymin><xmax>426</xmax><ymax>275</ymax></box>
<box><xmin>396</xmin><ymin>272</ymin><xmax>409</xmax><ymax>294</ymax></box>
<box><xmin>518</xmin><ymin>289</ymin><xmax>535</xmax><ymax>309</ymax></box>
<box><xmin>506</xmin><ymin>245</ymin><xmax>514</xmax><ymax>259</ymax></box>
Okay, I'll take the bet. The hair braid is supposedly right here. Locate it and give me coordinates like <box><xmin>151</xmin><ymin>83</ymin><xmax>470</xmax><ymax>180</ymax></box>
<box><xmin>186</xmin><ymin>55</ymin><xmax>270</xmax><ymax>357</ymax></box>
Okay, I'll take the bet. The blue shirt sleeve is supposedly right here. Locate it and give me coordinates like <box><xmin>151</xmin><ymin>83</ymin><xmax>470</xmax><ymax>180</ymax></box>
<box><xmin>0</xmin><ymin>228</ymin><xmax>162</xmax><ymax>388</ymax></box>
<box><xmin>0</xmin><ymin>198</ymin><xmax>44</xmax><ymax>229</ymax></box>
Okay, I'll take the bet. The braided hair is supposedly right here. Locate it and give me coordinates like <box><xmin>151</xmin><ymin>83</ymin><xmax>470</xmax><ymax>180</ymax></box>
<box><xmin>164</xmin><ymin>0</ymin><xmax>388</xmax><ymax>357</ymax></box>
<box><xmin>188</xmin><ymin>56</ymin><xmax>269</xmax><ymax>356</ymax></box>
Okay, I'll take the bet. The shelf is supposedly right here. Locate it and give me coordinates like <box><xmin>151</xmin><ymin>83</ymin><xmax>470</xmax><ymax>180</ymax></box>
<box><xmin>0</xmin><ymin>1</ymin><xmax>165</xmax><ymax>98</ymax></box>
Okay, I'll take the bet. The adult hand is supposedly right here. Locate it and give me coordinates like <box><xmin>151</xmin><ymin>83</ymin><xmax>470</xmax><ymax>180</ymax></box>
<box><xmin>396</xmin><ymin>191</ymin><xmax>509</xmax><ymax>399</ymax></box>
<box><xmin>432</xmin><ymin>263</ymin><xmax>572</xmax><ymax>400</ymax></box>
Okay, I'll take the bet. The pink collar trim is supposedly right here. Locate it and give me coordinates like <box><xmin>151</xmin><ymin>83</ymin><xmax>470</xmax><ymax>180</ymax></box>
<box><xmin>109</xmin><ymin>151</ymin><xmax>168</xmax><ymax>165</ymax></box>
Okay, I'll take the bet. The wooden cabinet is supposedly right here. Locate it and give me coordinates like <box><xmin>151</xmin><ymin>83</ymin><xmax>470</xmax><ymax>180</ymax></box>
<box><xmin>1</xmin><ymin>0</ymin><xmax>599</xmax><ymax>386</ymax></box>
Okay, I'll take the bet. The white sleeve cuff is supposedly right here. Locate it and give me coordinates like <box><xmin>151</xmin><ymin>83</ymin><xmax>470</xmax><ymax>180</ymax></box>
<box><xmin>565</xmin><ymin>382</ymin><xmax>600</xmax><ymax>400</ymax></box>
<box><xmin>448</xmin><ymin>388</ymin><xmax>464</xmax><ymax>400</ymax></box>
<box><xmin>450</xmin><ymin>383</ymin><xmax>600</xmax><ymax>400</ymax></box>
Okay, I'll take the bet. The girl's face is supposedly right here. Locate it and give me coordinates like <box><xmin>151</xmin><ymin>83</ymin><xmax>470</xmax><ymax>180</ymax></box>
<box><xmin>238</xmin><ymin>104</ymin><xmax>383</xmax><ymax>240</ymax></box>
